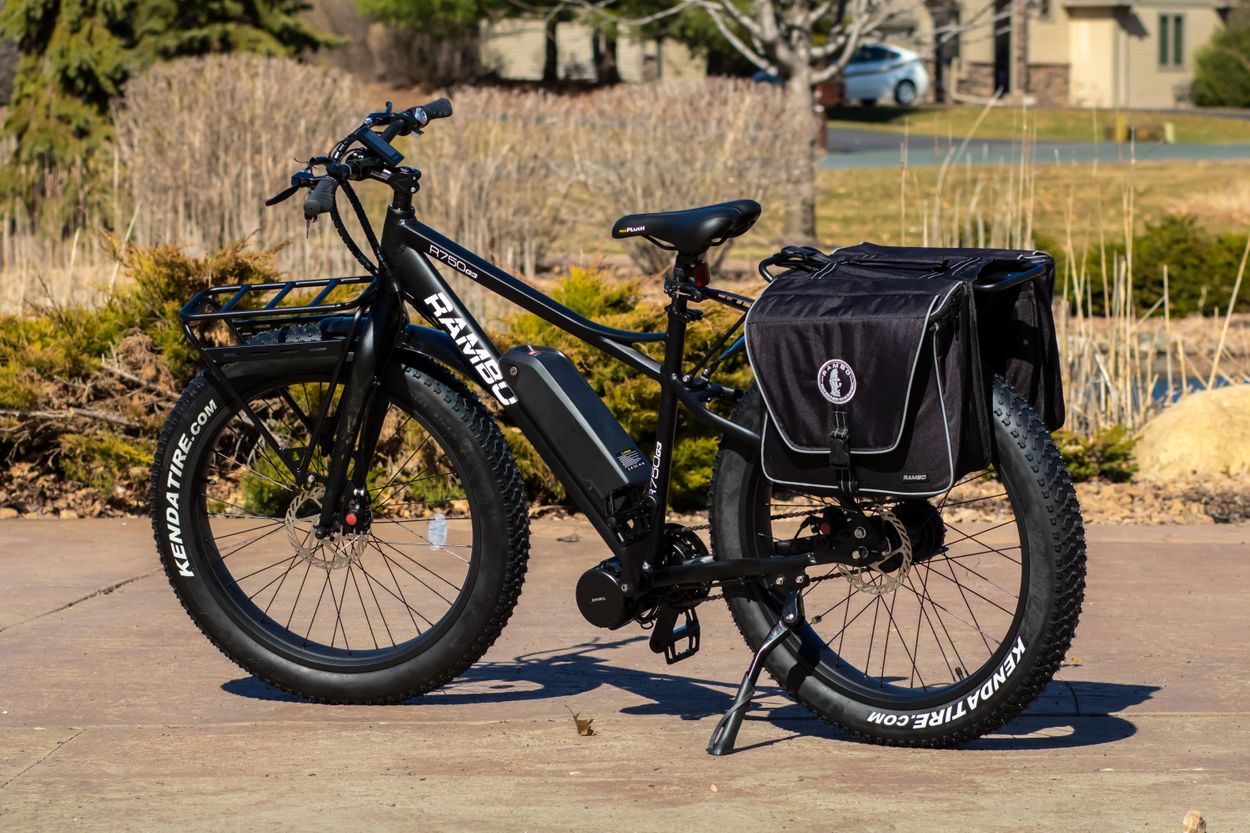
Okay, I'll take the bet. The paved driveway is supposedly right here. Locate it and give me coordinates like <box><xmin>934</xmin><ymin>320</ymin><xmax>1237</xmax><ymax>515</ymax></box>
<box><xmin>1</xmin><ymin>518</ymin><xmax>1248</xmax><ymax>831</ymax></box>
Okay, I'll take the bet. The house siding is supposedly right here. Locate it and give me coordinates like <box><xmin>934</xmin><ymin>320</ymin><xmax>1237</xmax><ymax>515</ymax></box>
<box><xmin>944</xmin><ymin>0</ymin><xmax>1227</xmax><ymax>107</ymax></box>
<box><xmin>1120</xmin><ymin>2</ymin><xmax>1225</xmax><ymax>107</ymax></box>
<box><xmin>481</xmin><ymin>18</ymin><xmax>705</xmax><ymax>83</ymax></box>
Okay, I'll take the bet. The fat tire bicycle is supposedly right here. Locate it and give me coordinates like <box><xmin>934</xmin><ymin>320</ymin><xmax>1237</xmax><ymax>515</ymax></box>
<box><xmin>151</xmin><ymin>99</ymin><xmax>1086</xmax><ymax>754</ymax></box>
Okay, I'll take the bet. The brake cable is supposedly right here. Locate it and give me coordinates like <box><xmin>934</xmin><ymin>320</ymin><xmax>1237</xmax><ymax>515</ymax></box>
<box><xmin>326</xmin><ymin>178</ymin><xmax>386</xmax><ymax>279</ymax></box>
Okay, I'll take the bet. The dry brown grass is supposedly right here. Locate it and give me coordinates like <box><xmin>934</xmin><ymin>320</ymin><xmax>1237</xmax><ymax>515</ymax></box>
<box><xmin>0</xmin><ymin>64</ymin><xmax>811</xmax><ymax>322</ymax></box>
<box><xmin>565</xmin><ymin>79</ymin><xmax>810</xmax><ymax>273</ymax></box>
<box><xmin>4</xmin><ymin>66</ymin><xmax>1250</xmax><ymax>447</ymax></box>
<box><xmin>1052</xmin><ymin>151</ymin><xmax>1250</xmax><ymax>436</ymax></box>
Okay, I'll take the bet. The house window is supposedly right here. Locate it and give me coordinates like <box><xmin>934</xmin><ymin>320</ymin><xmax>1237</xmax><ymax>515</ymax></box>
<box><xmin>1159</xmin><ymin>14</ymin><xmax>1184</xmax><ymax>67</ymax></box>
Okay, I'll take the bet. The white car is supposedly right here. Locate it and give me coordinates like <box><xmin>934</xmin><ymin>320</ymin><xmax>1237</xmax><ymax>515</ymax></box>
<box><xmin>843</xmin><ymin>44</ymin><xmax>930</xmax><ymax>107</ymax></box>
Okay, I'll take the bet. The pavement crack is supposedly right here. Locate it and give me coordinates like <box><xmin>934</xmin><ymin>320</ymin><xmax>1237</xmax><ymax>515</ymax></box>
<box><xmin>0</xmin><ymin>728</ymin><xmax>83</xmax><ymax>791</ymax></box>
<box><xmin>0</xmin><ymin>569</ymin><xmax>160</xmax><ymax>635</ymax></box>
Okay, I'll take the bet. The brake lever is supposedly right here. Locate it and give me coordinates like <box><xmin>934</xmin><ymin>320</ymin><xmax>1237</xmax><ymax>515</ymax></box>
<box><xmin>264</xmin><ymin>184</ymin><xmax>299</xmax><ymax>206</ymax></box>
<box><xmin>264</xmin><ymin>169</ymin><xmax>316</xmax><ymax>207</ymax></box>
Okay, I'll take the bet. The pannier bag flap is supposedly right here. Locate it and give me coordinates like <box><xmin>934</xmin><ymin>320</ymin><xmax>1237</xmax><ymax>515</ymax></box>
<box><xmin>747</xmin><ymin>275</ymin><xmax>963</xmax><ymax>455</ymax></box>
<box><xmin>746</xmin><ymin>267</ymin><xmax>990</xmax><ymax>497</ymax></box>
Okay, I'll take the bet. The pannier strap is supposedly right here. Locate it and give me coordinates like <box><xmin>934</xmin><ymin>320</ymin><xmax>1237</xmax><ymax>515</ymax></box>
<box><xmin>828</xmin><ymin>408</ymin><xmax>856</xmax><ymax>493</ymax></box>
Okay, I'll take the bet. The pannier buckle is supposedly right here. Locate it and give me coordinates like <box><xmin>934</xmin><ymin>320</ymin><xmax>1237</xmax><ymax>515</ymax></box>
<box><xmin>828</xmin><ymin>426</ymin><xmax>850</xmax><ymax>468</ymax></box>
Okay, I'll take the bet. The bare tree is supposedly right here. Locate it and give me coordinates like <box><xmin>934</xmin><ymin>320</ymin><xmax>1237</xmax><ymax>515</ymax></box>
<box><xmin>555</xmin><ymin>0</ymin><xmax>906</xmax><ymax>240</ymax></box>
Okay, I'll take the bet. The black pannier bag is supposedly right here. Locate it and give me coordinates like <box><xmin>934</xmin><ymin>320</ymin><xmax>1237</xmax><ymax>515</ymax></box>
<box><xmin>746</xmin><ymin>243</ymin><xmax>1063</xmax><ymax>497</ymax></box>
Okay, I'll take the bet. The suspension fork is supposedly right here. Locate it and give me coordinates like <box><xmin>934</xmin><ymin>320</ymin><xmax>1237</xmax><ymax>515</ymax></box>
<box><xmin>314</xmin><ymin>291</ymin><xmax>404</xmax><ymax>537</ymax></box>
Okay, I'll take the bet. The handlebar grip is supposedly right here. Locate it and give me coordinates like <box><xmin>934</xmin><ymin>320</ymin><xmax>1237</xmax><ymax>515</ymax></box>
<box><xmin>303</xmin><ymin>177</ymin><xmax>338</xmax><ymax>221</ymax></box>
<box><xmin>417</xmin><ymin>98</ymin><xmax>453</xmax><ymax>123</ymax></box>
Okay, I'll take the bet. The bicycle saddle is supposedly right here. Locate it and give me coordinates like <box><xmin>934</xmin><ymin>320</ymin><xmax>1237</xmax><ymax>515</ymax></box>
<box><xmin>612</xmin><ymin>199</ymin><xmax>761</xmax><ymax>255</ymax></box>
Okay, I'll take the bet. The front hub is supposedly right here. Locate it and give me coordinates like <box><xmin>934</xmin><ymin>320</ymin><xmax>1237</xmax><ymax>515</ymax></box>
<box><xmin>285</xmin><ymin>486</ymin><xmax>367</xmax><ymax>569</ymax></box>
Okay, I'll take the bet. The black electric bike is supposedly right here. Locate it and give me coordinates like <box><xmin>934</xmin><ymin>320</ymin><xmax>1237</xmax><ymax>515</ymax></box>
<box><xmin>152</xmin><ymin>99</ymin><xmax>1086</xmax><ymax>755</ymax></box>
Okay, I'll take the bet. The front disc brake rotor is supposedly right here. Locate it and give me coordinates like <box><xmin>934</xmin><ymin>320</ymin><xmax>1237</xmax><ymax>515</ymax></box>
<box><xmin>284</xmin><ymin>486</ymin><xmax>367</xmax><ymax>569</ymax></box>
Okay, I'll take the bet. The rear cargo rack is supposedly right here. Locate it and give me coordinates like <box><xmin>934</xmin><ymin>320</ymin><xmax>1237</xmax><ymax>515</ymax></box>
<box><xmin>758</xmin><ymin>248</ymin><xmax>1050</xmax><ymax>294</ymax></box>
<box><xmin>181</xmin><ymin>275</ymin><xmax>374</xmax><ymax>323</ymax></box>
<box><xmin>971</xmin><ymin>259</ymin><xmax>1049</xmax><ymax>293</ymax></box>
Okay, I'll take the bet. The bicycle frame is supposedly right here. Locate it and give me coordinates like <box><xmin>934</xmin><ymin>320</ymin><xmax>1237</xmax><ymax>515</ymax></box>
<box><xmin>374</xmin><ymin>207</ymin><xmax>765</xmax><ymax>594</ymax></box>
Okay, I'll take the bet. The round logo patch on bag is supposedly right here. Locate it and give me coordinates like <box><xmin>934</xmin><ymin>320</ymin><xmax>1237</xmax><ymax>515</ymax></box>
<box><xmin>817</xmin><ymin>359</ymin><xmax>857</xmax><ymax>404</ymax></box>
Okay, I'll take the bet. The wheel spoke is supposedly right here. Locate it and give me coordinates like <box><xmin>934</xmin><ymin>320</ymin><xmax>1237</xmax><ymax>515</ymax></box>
<box><xmin>370</xmin><ymin>535</ymin><xmax>464</xmax><ymax>591</ymax></box>
<box><xmin>189</xmin><ymin>378</ymin><xmax>476</xmax><ymax>660</ymax></box>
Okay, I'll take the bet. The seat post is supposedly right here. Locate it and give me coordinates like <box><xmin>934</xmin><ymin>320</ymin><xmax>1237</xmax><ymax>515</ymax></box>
<box><xmin>639</xmin><ymin>252</ymin><xmax>704</xmax><ymax>585</ymax></box>
<box><xmin>665</xmin><ymin>252</ymin><xmax>700</xmax><ymax>296</ymax></box>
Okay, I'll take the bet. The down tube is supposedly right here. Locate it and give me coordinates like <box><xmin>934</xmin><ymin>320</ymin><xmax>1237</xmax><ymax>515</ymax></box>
<box><xmin>388</xmin><ymin>243</ymin><xmax>643</xmax><ymax>564</ymax></box>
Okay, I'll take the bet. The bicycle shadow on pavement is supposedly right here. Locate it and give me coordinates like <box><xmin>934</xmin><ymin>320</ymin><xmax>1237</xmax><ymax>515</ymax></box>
<box><xmin>223</xmin><ymin>636</ymin><xmax>1157</xmax><ymax>751</ymax></box>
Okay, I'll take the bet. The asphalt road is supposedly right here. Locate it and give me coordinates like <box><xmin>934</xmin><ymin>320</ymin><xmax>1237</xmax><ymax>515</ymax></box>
<box><xmin>1</xmin><ymin>518</ymin><xmax>1248</xmax><ymax>832</ymax></box>
<box><xmin>824</xmin><ymin>125</ymin><xmax>1250</xmax><ymax>168</ymax></box>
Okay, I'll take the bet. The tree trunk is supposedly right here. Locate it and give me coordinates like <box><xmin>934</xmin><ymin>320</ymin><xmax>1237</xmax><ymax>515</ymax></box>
<box><xmin>926</xmin><ymin>1</ymin><xmax>959</xmax><ymax>104</ymax></box>
<box><xmin>783</xmin><ymin>70</ymin><xmax>819</xmax><ymax>243</ymax></box>
<box><xmin>592</xmin><ymin>30</ymin><xmax>620</xmax><ymax>85</ymax></box>
<box><xmin>542</xmin><ymin>16</ymin><xmax>559</xmax><ymax>84</ymax></box>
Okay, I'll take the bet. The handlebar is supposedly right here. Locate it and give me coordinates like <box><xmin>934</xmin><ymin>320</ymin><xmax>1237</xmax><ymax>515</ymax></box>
<box><xmin>277</xmin><ymin>98</ymin><xmax>454</xmax><ymax>221</ymax></box>
<box><xmin>378</xmin><ymin>98</ymin><xmax>454</xmax><ymax>145</ymax></box>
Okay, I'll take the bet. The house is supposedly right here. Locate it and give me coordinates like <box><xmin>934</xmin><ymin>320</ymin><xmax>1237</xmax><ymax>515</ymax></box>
<box><xmin>481</xmin><ymin>19</ymin><xmax>705</xmax><ymax>83</ymax></box>
<box><xmin>950</xmin><ymin>0</ymin><xmax>1235</xmax><ymax>107</ymax></box>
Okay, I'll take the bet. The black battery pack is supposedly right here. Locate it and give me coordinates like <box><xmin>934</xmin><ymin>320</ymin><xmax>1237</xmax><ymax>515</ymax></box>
<box><xmin>500</xmin><ymin>346</ymin><xmax>652</xmax><ymax>543</ymax></box>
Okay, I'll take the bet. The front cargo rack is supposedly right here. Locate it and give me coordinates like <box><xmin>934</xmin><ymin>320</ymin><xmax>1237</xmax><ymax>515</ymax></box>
<box><xmin>179</xmin><ymin>275</ymin><xmax>375</xmax><ymax>366</ymax></box>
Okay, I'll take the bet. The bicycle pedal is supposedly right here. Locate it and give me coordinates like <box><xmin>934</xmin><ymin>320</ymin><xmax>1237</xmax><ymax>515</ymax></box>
<box><xmin>649</xmin><ymin>605</ymin><xmax>700</xmax><ymax>664</ymax></box>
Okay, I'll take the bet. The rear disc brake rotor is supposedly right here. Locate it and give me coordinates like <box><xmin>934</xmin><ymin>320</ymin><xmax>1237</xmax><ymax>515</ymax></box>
<box><xmin>837</xmin><ymin>507</ymin><xmax>912</xmax><ymax>596</ymax></box>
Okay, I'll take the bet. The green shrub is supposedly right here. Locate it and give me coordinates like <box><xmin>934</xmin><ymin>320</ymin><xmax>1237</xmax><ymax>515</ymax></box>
<box><xmin>1054</xmin><ymin>425</ymin><xmax>1138</xmax><ymax>483</ymax></box>
<box><xmin>57</xmin><ymin>432</ymin><xmax>155</xmax><ymax>502</ymax></box>
<box><xmin>491</xmin><ymin>267</ymin><xmax>751</xmax><ymax>509</ymax></box>
<box><xmin>1192</xmin><ymin>19</ymin><xmax>1250</xmax><ymax>108</ymax></box>
<box><xmin>0</xmin><ymin>239</ymin><xmax>285</xmax><ymax>513</ymax></box>
<box><xmin>1053</xmin><ymin>215</ymin><xmax>1249</xmax><ymax>317</ymax></box>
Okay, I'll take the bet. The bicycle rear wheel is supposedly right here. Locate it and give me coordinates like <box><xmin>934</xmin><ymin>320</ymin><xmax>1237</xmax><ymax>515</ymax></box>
<box><xmin>709</xmin><ymin>378</ymin><xmax>1085</xmax><ymax>746</ymax></box>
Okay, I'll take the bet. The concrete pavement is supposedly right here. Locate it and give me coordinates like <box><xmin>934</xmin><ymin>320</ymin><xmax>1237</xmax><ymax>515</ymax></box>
<box><xmin>1</xmin><ymin>518</ymin><xmax>1248</xmax><ymax>832</ymax></box>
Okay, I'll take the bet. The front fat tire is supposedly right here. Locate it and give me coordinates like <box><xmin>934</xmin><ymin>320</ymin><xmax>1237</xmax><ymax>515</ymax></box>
<box><xmin>151</xmin><ymin>364</ymin><xmax>530</xmax><ymax>704</ymax></box>
<box><xmin>709</xmin><ymin>380</ymin><xmax>1086</xmax><ymax>747</ymax></box>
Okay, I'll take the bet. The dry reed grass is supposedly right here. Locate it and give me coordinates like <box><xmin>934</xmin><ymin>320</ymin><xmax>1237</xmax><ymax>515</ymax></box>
<box><xmin>4</xmin><ymin>63</ymin><xmax>1249</xmax><ymax>442</ymax></box>
<box><xmin>566</xmin><ymin>79</ymin><xmax>810</xmax><ymax>274</ymax></box>
<box><xmin>890</xmin><ymin>99</ymin><xmax>1250</xmax><ymax>436</ymax></box>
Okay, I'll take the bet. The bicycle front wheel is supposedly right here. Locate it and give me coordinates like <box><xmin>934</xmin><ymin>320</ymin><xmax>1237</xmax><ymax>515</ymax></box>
<box><xmin>151</xmin><ymin>363</ymin><xmax>529</xmax><ymax>702</ymax></box>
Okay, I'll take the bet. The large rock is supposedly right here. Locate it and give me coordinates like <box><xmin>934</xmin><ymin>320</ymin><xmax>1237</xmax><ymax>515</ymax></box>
<box><xmin>1135</xmin><ymin>385</ymin><xmax>1250</xmax><ymax>479</ymax></box>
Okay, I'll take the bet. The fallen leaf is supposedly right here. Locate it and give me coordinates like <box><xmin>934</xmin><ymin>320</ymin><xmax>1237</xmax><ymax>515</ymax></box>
<box><xmin>709</xmin><ymin>784</ymin><xmax>719</xmax><ymax>793</ymax></box>
<box><xmin>565</xmin><ymin>706</ymin><xmax>595</xmax><ymax>736</ymax></box>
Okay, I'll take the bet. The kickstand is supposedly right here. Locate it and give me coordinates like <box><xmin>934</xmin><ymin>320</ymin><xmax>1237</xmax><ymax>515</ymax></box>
<box><xmin>707</xmin><ymin>588</ymin><xmax>805</xmax><ymax>756</ymax></box>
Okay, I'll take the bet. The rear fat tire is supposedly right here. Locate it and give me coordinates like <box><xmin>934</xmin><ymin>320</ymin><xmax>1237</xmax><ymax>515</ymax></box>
<box><xmin>709</xmin><ymin>380</ymin><xmax>1086</xmax><ymax>746</ymax></box>
<box><xmin>151</xmin><ymin>363</ymin><xmax>530</xmax><ymax>703</ymax></box>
